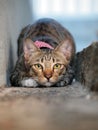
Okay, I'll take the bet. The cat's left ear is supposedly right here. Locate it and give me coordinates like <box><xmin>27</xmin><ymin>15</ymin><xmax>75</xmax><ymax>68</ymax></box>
<box><xmin>23</xmin><ymin>38</ymin><xmax>40</xmax><ymax>61</ymax></box>
<box><xmin>54</xmin><ymin>40</ymin><xmax>73</xmax><ymax>60</ymax></box>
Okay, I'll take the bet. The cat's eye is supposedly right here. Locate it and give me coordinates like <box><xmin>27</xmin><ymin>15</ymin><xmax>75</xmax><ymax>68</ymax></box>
<box><xmin>34</xmin><ymin>64</ymin><xmax>42</xmax><ymax>69</ymax></box>
<box><xmin>53</xmin><ymin>63</ymin><xmax>61</xmax><ymax>69</ymax></box>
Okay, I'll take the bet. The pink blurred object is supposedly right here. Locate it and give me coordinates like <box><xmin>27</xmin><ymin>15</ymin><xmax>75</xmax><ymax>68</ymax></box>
<box><xmin>34</xmin><ymin>41</ymin><xmax>54</xmax><ymax>49</ymax></box>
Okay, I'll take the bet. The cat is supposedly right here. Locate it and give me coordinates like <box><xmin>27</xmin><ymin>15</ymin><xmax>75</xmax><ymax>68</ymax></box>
<box><xmin>10</xmin><ymin>18</ymin><xmax>76</xmax><ymax>87</ymax></box>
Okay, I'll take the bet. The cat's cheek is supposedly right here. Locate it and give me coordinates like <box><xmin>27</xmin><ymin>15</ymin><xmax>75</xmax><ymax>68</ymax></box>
<box><xmin>38</xmin><ymin>77</ymin><xmax>48</xmax><ymax>84</ymax></box>
<box><xmin>50</xmin><ymin>70</ymin><xmax>64</xmax><ymax>83</ymax></box>
<box><xmin>50</xmin><ymin>74</ymin><xmax>59</xmax><ymax>83</ymax></box>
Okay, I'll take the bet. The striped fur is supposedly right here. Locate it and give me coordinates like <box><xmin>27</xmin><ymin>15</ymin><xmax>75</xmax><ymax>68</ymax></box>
<box><xmin>10</xmin><ymin>18</ymin><xmax>75</xmax><ymax>87</ymax></box>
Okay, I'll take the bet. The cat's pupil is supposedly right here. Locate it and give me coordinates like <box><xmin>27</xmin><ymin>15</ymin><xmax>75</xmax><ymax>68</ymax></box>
<box><xmin>34</xmin><ymin>64</ymin><xmax>42</xmax><ymax>69</ymax></box>
<box><xmin>37</xmin><ymin>64</ymin><xmax>41</xmax><ymax>67</ymax></box>
<box><xmin>54</xmin><ymin>63</ymin><xmax>61</xmax><ymax>69</ymax></box>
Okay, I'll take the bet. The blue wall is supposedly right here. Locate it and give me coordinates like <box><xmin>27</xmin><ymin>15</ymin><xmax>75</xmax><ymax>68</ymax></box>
<box><xmin>59</xmin><ymin>17</ymin><xmax>98</xmax><ymax>52</ymax></box>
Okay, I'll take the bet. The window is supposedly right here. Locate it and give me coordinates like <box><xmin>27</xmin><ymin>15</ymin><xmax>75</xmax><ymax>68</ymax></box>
<box><xmin>31</xmin><ymin>0</ymin><xmax>98</xmax><ymax>19</ymax></box>
<box><xmin>30</xmin><ymin>0</ymin><xmax>98</xmax><ymax>51</ymax></box>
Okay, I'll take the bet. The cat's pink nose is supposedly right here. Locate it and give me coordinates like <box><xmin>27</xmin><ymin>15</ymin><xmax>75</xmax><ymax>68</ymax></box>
<box><xmin>44</xmin><ymin>71</ymin><xmax>52</xmax><ymax>79</ymax></box>
<box><xmin>45</xmin><ymin>74</ymin><xmax>52</xmax><ymax>79</ymax></box>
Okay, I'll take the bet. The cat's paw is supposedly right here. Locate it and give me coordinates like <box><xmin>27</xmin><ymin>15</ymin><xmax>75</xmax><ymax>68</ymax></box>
<box><xmin>21</xmin><ymin>78</ymin><xmax>38</xmax><ymax>87</ymax></box>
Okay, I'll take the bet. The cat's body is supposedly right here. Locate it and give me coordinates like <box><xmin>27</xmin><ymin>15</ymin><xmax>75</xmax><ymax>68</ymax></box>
<box><xmin>10</xmin><ymin>18</ymin><xmax>76</xmax><ymax>87</ymax></box>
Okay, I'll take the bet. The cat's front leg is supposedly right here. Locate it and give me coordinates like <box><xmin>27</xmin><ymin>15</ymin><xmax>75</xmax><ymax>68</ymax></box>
<box><xmin>20</xmin><ymin>78</ymin><xmax>38</xmax><ymax>87</ymax></box>
<box><xmin>56</xmin><ymin>65</ymin><xmax>74</xmax><ymax>87</ymax></box>
<box><xmin>10</xmin><ymin>56</ymin><xmax>38</xmax><ymax>87</ymax></box>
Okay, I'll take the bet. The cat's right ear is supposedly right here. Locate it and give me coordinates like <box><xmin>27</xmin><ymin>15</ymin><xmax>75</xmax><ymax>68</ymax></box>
<box><xmin>23</xmin><ymin>38</ymin><xmax>40</xmax><ymax>61</ymax></box>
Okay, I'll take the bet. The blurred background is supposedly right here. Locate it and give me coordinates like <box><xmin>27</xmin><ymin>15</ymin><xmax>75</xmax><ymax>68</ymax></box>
<box><xmin>29</xmin><ymin>0</ymin><xmax>98</xmax><ymax>52</ymax></box>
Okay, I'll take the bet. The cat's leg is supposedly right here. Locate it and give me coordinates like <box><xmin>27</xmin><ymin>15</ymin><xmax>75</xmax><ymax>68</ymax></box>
<box><xmin>10</xmin><ymin>70</ymin><xmax>38</xmax><ymax>87</ymax></box>
<box><xmin>56</xmin><ymin>65</ymin><xmax>74</xmax><ymax>87</ymax></box>
<box><xmin>10</xmin><ymin>56</ymin><xmax>39</xmax><ymax>87</ymax></box>
<box><xmin>10</xmin><ymin>72</ymin><xmax>38</xmax><ymax>87</ymax></box>
<box><xmin>64</xmin><ymin>65</ymin><xmax>75</xmax><ymax>85</ymax></box>
<box><xmin>20</xmin><ymin>78</ymin><xmax>38</xmax><ymax>87</ymax></box>
<box><xmin>10</xmin><ymin>56</ymin><xmax>26</xmax><ymax>87</ymax></box>
<box><xmin>10</xmin><ymin>70</ymin><xmax>25</xmax><ymax>87</ymax></box>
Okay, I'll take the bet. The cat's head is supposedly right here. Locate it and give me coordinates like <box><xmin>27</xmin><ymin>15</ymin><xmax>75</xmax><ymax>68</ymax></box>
<box><xmin>23</xmin><ymin>38</ymin><xmax>74</xmax><ymax>87</ymax></box>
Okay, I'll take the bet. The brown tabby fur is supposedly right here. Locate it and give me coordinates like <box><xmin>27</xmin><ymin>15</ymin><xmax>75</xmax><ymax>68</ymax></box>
<box><xmin>10</xmin><ymin>18</ymin><xmax>76</xmax><ymax>87</ymax></box>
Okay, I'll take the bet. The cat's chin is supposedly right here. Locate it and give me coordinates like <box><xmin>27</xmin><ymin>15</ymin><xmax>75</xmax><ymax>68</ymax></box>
<box><xmin>41</xmin><ymin>82</ymin><xmax>54</xmax><ymax>87</ymax></box>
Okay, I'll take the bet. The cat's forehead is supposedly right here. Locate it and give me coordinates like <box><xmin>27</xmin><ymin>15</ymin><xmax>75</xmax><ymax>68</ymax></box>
<box><xmin>30</xmin><ymin>50</ymin><xmax>66</xmax><ymax>64</ymax></box>
<box><xmin>38</xmin><ymin>52</ymin><xmax>65</xmax><ymax>63</ymax></box>
<box><xmin>41</xmin><ymin>53</ymin><xmax>53</xmax><ymax>61</ymax></box>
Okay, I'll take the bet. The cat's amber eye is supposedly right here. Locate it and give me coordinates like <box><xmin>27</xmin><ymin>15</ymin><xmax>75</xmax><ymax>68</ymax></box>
<box><xmin>53</xmin><ymin>63</ymin><xmax>61</xmax><ymax>69</ymax></box>
<box><xmin>34</xmin><ymin>64</ymin><xmax>42</xmax><ymax>69</ymax></box>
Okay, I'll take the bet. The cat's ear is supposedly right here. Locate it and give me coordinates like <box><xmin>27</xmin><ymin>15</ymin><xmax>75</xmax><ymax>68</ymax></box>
<box><xmin>23</xmin><ymin>38</ymin><xmax>39</xmax><ymax>61</ymax></box>
<box><xmin>55</xmin><ymin>40</ymin><xmax>73</xmax><ymax>60</ymax></box>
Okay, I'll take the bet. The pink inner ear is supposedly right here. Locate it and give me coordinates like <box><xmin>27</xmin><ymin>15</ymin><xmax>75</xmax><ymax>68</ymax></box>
<box><xmin>63</xmin><ymin>50</ymin><xmax>71</xmax><ymax>60</ymax></box>
<box><xmin>23</xmin><ymin>39</ymin><xmax>39</xmax><ymax>60</ymax></box>
<box><xmin>24</xmin><ymin>45</ymin><xmax>29</xmax><ymax>54</ymax></box>
<box><xmin>23</xmin><ymin>39</ymin><xmax>33</xmax><ymax>61</ymax></box>
<box><xmin>23</xmin><ymin>43</ymin><xmax>30</xmax><ymax>61</ymax></box>
<box><xmin>63</xmin><ymin>44</ymin><xmax>72</xmax><ymax>57</ymax></box>
<box><xmin>56</xmin><ymin>40</ymin><xmax>72</xmax><ymax>60</ymax></box>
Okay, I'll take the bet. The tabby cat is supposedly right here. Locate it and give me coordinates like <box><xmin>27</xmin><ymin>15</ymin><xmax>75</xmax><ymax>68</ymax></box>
<box><xmin>10</xmin><ymin>18</ymin><xmax>76</xmax><ymax>87</ymax></box>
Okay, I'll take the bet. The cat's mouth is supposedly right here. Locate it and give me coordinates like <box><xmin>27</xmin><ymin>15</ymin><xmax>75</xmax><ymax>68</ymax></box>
<box><xmin>41</xmin><ymin>79</ymin><xmax>62</xmax><ymax>87</ymax></box>
<box><xmin>37</xmin><ymin>80</ymin><xmax>55</xmax><ymax>87</ymax></box>
<box><xmin>37</xmin><ymin>76</ymin><xmax>63</xmax><ymax>87</ymax></box>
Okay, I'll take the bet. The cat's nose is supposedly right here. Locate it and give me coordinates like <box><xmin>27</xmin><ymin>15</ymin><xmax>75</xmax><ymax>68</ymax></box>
<box><xmin>45</xmin><ymin>74</ymin><xmax>52</xmax><ymax>79</ymax></box>
<box><xmin>44</xmin><ymin>71</ymin><xmax>52</xmax><ymax>79</ymax></box>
